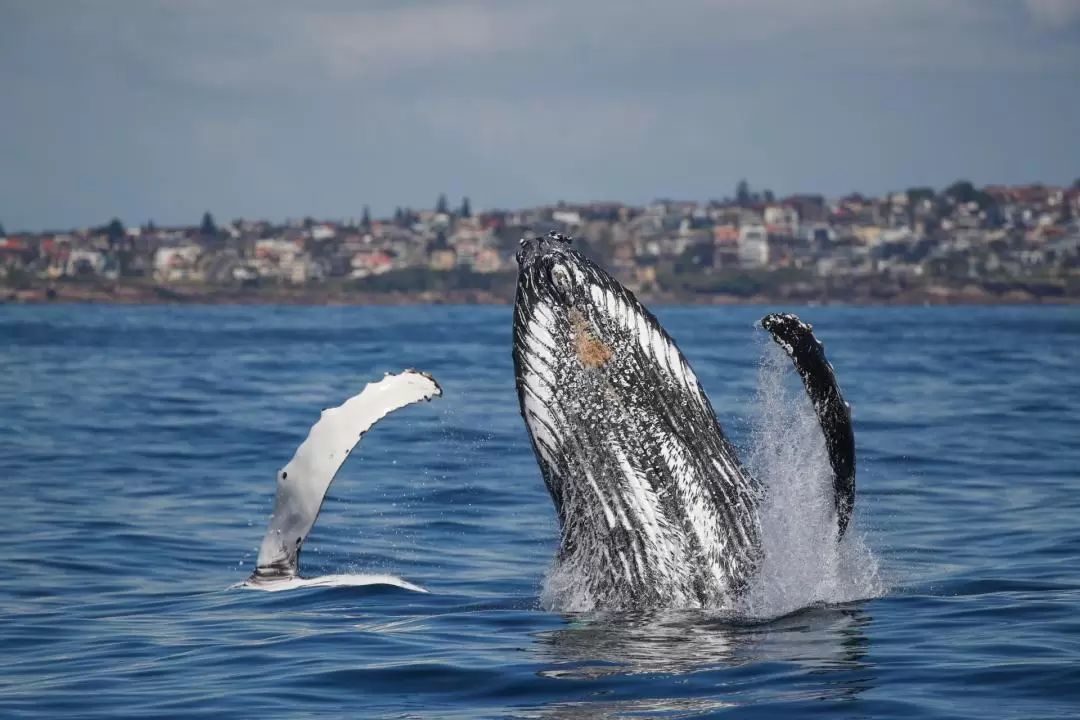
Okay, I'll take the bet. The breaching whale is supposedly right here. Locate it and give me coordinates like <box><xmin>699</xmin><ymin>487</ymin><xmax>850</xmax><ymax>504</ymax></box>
<box><xmin>241</xmin><ymin>369</ymin><xmax>441</xmax><ymax>592</ymax></box>
<box><xmin>512</xmin><ymin>232</ymin><xmax>854</xmax><ymax>610</ymax></box>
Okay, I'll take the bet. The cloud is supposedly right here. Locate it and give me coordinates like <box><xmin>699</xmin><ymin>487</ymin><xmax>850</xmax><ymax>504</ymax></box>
<box><xmin>2</xmin><ymin>0</ymin><xmax>1077</xmax><ymax>229</ymax></box>
<box><xmin>1025</xmin><ymin>0</ymin><xmax>1080</xmax><ymax>28</ymax></box>
<box><xmin>78</xmin><ymin>0</ymin><xmax>1080</xmax><ymax>98</ymax></box>
<box><xmin>415</xmin><ymin>93</ymin><xmax>666</xmax><ymax>201</ymax></box>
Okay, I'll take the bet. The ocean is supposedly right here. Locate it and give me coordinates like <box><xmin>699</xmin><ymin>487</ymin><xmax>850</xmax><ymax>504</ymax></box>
<box><xmin>2</xmin><ymin>304</ymin><xmax>1078</xmax><ymax>718</ymax></box>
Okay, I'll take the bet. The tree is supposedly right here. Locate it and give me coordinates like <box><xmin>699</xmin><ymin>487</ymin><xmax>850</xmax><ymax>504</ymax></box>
<box><xmin>763</xmin><ymin>189</ymin><xmax>776</xmax><ymax>204</ymax></box>
<box><xmin>105</xmin><ymin>217</ymin><xmax>125</xmax><ymax>246</ymax></box>
<box><xmin>5</xmin><ymin>265</ymin><xmax>35</xmax><ymax>289</ymax></box>
<box><xmin>1073</xmin><ymin>178</ymin><xmax>1080</xmax><ymax>190</ymax></box>
<box><xmin>736</xmin><ymin>179</ymin><xmax>751</xmax><ymax>207</ymax></box>
<box><xmin>0</xmin><ymin>223</ymin><xmax>5</xmax><ymax>237</ymax></box>
<box><xmin>429</xmin><ymin>229</ymin><xmax>450</xmax><ymax>252</ymax></box>
<box><xmin>944</xmin><ymin>180</ymin><xmax>977</xmax><ymax>205</ymax></box>
<box><xmin>361</xmin><ymin>205</ymin><xmax>372</xmax><ymax>229</ymax></box>
<box><xmin>436</xmin><ymin>193</ymin><xmax>449</xmax><ymax>215</ymax></box>
<box><xmin>200</xmin><ymin>211</ymin><xmax>217</xmax><ymax>236</ymax></box>
<box><xmin>459</xmin><ymin>196</ymin><xmax>472</xmax><ymax>218</ymax></box>
<box><xmin>907</xmin><ymin>187</ymin><xmax>936</xmax><ymax>205</ymax></box>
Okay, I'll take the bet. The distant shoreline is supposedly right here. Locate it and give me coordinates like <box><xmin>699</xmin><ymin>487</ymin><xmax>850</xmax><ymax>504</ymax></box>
<box><xmin>3</xmin><ymin>281</ymin><xmax>1078</xmax><ymax>307</ymax></box>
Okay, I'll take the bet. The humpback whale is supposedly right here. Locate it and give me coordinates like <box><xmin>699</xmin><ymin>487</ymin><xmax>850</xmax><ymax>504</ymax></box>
<box><xmin>512</xmin><ymin>232</ymin><xmax>854</xmax><ymax>610</ymax></box>
<box><xmin>242</xmin><ymin>369</ymin><xmax>441</xmax><ymax>591</ymax></box>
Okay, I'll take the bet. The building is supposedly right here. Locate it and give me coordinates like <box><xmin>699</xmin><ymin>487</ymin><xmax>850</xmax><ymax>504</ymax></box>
<box><xmin>738</xmin><ymin>224</ymin><xmax>769</xmax><ymax>267</ymax></box>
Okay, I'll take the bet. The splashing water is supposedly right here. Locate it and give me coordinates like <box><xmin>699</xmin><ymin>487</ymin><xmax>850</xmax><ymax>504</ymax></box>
<box><xmin>740</xmin><ymin>339</ymin><xmax>886</xmax><ymax>620</ymax></box>
<box><xmin>539</xmin><ymin>338</ymin><xmax>886</xmax><ymax>616</ymax></box>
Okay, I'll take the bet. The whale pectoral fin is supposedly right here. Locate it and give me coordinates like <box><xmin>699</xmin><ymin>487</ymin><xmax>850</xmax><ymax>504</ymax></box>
<box><xmin>249</xmin><ymin>369</ymin><xmax>442</xmax><ymax>584</ymax></box>
<box><xmin>760</xmin><ymin>313</ymin><xmax>855</xmax><ymax>540</ymax></box>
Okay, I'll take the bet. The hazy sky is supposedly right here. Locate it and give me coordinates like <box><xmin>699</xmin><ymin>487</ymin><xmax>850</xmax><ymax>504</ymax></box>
<box><xmin>2</xmin><ymin>0</ymin><xmax>1079</xmax><ymax>231</ymax></box>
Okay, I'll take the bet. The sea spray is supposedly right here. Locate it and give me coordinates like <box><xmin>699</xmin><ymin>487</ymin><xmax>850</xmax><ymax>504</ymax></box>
<box><xmin>540</xmin><ymin>338</ymin><xmax>885</xmax><ymax>616</ymax></box>
<box><xmin>741</xmin><ymin>338</ymin><xmax>884</xmax><ymax>619</ymax></box>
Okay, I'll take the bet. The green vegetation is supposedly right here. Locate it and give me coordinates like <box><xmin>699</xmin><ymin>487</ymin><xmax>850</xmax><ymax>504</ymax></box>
<box><xmin>104</xmin><ymin>218</ymin><xmax>125</xmax><ymax>245</ymax></box>
<box><xmin>656</xmin><ymin>267</ymin><xmax>812</xmax><ymax>297</ymax></box>
<box><xmin>200</xmin><ymin>212</ymin><xmax>217</xmax><ymax>236</ymax></box>
<box><xmin>3</xmin><ymin>266</ymin><xmax>34</xmax><ymax>290</ymax></box>
<box><xmin>907</xmin><ymin>187</ymin><xmax>935</xmax><ymax>204</ymax></box>
<box><xmin>350</xmin><ymin>267</ymin><xmax>516</xmax><ymax>295</ymax></box>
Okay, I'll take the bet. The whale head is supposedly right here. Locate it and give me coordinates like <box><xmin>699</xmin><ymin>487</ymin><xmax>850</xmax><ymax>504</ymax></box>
<box><xmin>512</xmin><ymin>232</ymin><xmax>692</xmax><ymax>380</ymax></box>
<box><xmin>512</xmin><ymin>232</ymin><xmax>761</xmax><ymax>610</ymax></box>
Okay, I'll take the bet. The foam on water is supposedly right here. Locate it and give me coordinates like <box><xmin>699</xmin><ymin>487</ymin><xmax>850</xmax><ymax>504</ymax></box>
<box><xmin>233</xmin><ymin>572</ymin><xmax>429</xmax><ymax>593</ymax></box>
<box><xmin>740</xmin><ymin>339</ymin><xmax>886</xmax><ymax>619</ymax></box>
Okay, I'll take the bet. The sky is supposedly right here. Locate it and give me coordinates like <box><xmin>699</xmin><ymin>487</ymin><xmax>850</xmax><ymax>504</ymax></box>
<box><xmin>2</xmin><ymin>0</ymin><xmax>1079</xmax><ymax>232</ymax></box>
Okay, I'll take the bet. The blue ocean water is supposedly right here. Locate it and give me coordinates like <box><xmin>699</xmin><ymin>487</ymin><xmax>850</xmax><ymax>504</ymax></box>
<box><xmin>2</xmin><ymin>304</ymin><xmax>1078</xmax><ymax>719</ymax></box>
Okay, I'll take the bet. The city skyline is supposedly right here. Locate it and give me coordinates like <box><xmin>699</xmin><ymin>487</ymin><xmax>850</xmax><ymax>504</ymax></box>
<box><xmin>4</xmin><ymin>178</ymin><xmax>1079</xmax><ymax>237</ymax></box>
<box><xmin>3</xmin><ymin>0</ymin><xmax>1079</xmax><ymax>231</ymax></box>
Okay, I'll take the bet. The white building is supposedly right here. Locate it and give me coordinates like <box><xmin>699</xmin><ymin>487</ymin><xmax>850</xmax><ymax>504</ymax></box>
<box><xmin>553</xmin><ymin>210</ymin><xmax>583</xmax><ymax>227</ymax></box>
<box><xmin>738</xmin><ymin>224</ymin><xmax>769</xmax><ymax>267</ymax></box>
<box><xmin>763</xmin><ymin>205</ymin><xmax>800</xmax><ymax>233</ymax></box>
<box><xmin>153</xmin><ymin>245</ymin><xmax>203</xmax><ymax>281</ymax></box>
<box><xmin>66</xmin><ymin>249</ymin><xmax>106</xmax><ymax>276</ymax></box>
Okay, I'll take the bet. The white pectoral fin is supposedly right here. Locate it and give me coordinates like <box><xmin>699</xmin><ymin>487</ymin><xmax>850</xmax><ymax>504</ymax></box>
<box><xmin>251</xmin><ymin>369</ymin><xmax>442</xmax><ymax>582</ymax></box>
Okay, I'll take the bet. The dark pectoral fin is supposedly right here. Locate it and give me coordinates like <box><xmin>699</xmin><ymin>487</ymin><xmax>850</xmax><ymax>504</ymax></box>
<box><xmin>761</xmin><ymin>313</ymin><xmax>855</xmax><ymax>540</ymax></box>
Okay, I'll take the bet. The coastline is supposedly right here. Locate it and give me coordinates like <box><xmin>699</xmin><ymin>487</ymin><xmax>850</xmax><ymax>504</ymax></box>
<box><xmin>3</xmin><ymin>280</ymin><xmax>1078</xmax><ymax>307</ymax></box>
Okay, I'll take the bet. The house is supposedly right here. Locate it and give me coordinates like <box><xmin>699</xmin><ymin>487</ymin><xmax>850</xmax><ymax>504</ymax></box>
<box><xmin>738</xmin><ymin>224</ymin><xmax>769</xmax><ymax>267</ymax></box>
<box><xmin>204</xmin><ymin>249</ymin><xmax>250</xmax><ymax>284</ymax></box>
<box><xmin>232</xmin><ymin>266</ymin><xmax>259</xmax><ymax>284</ymax></box>
<box><xmin>66</xmin><ymin>249</ymin><xmax>107</xmax><ymax>276</ymax></box>
<box><xmin>253</xmin><ymin>238</ymin><xmax>303</xmax><ymax>261</ymax></box>
<box><xmin>763</xmin><ymin>205</ymin><xmax>800</xmax><ymax>235</ymax></box>
<box><xmin>288</xmin><ymin>256</ymin><xmax>325</xmax><ymax>284</ymax></box>
<box><xmin>852</xmin><ymin>225</ymin><xmax>884</xmax><ymax>246</ymax></box>
<box><xmin>713</xmin><ymin>225</ymin><xmax>739</xmax><ymax>246</ymax></box>
<box><xmin>429</xmin><ymin>249</ymin><xmax>457</xmax><ymax>271</ymax></box>
<box><xmin>153</xmin><ymin>245</ymin><xmax>202</xmax><ymax>282</ymax></box>
<box><xmin>636</xmin><ymin>265</ymin><xmax>657</xmax><ymax>287</ymax></box>
<box><xmin>471</xmin><ymin>248</ymin><xmax>503</xmax><ymax>273</ymax></box>
<box><xmin>0</xmin><ymin>237</ymin><xmax>31</xmax><ymax>266</ymax></box>
<box><xmin>612</xmin><ymin>241</ymin><xmax>637</xmax><ymax>269</ymax></box>
<box><xmin>553</xmin><ymin>210</ymin><xmax>583</xmax><ymax>227</ymax></box>
<box><xmin>350</xmin><ymin>250</ymin><xmax>393</xmax><ymax>278</ymax></box>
